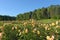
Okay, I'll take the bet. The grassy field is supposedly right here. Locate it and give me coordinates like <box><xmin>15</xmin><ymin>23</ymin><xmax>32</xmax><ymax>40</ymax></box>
<box><xmin>3</xmin><ymin>19</ymin><xmax>59</xmax><ymax>24</ymax></box>
<box><xmin>0</xmin><ymin>19</ymin><xmax>60</xmax><ymax>40</ymax></box>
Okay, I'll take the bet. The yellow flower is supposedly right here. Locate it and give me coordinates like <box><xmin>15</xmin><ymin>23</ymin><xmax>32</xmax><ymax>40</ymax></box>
<box><xmin>45</xmin><ymin>25</ymin><xmax>49</xmax><ymax>30</ymax></box>
<box><xmin>32</xmin><ymin>28</ymin><xmax>37</xmax><ymax>33</ymax></box>
<box><xmin>45</xmin><ymin>26</ymin><xmax>48</xmax><ymax>30</ymax></box>
<box><xmin>25</xmin><ymin>29</ymin><xmax>28</xmax><ymax>33</ymax></box>
<box><xmin>23</xmin><ymin>22</ymin><xmax>27</xmax><ymax>26</ymax></box>
<box><xmin>51</xmin><ymin>23</ymin><xmax>55</xmax><ymax>26</ymax></box>
<box><xmin>56</xmin><ymin>30</ymin><xmax>58</xmax><ymax>33</ymax></box>
<box><xmin>46</xmin><ymin>35</ymin><xmax>54</xmax><ymax>40</ymax></box>
<box><xmin>41</xmin><ymin>24</ymin><xmax>43</xmax><ymax>26</ymax></box>
<box><xmin>34</xmin><ymin>28</ymin><xmax>37</xmax><ymax>31</ymax></box>
<box><xmin>56</xmin><ymin>25</ymin><xmax>59</xmax><ymax>28</ymax></box>
<box><xmin>37</xmin><ymin>30</ymin><xmax>40</xmax><ymax>35</ymax></box>
<box><xmin>32</xmin><ymin>30</ymin><xmax>35</xmax><ymax>33</ymax></box>
<box><xmin>56</xmin><ymin>21</ymin><xmax>58</xmax><ymax>25</ymax></box>
<box><xmin>18</xmin><ymin>30</ymin><xmax>21</xmax><ymax>32</ymax></box>
<box><xmin>12</xmin><ymin>27</ymin><xmax>14</xmax><ymax>30</ymax></box>
<box><xmin>15</xmin><ymin>27</ymin><xmax>17</xmax><ymax>29</ymax></box>
<box><xmin>48</xmin><ymin>28</ymin><xmax>51</xmax><ymax>30</ymax></box>
<box><xmin>51</xmin><ymin>35</ymin><xmax>54</xmax><ymax>39</ymax></box>
<box><xmin>32</xmin><ymin>24</ymin><xmax>35</xmax><ymax>27</ymax></box>
<box><xmin>19</xmin><ymin>32</ymin><xmax>22</xmax><ymax>36</ymax></box>
<box><xmin>43</xmin><ymin>24</ymin><xmax>46</xmax><ymax>26</ymax></box>
<box><xmin>46</xmin><ymin>36</ymin><xmax>50</xmax><ymax>40</ymax></box>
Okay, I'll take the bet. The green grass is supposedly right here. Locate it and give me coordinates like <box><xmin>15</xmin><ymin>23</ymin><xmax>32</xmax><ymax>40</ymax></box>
<box><xmin>37</xmin><ymin>19</ymin><xmax>59</xmax><ymax>23</ymax></box>
<box><xmin>0</xmin><ymin>22</ymin><xmax>4</xmax><ymax>26</ymax></box>
<box><xmin>3</xmin><ymin>19</ymin><xmax>60</xmax><ymax>25</ymax></box>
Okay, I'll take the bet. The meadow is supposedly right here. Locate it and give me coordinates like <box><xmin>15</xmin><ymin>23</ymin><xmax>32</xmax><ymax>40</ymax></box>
<box><xmin>0</xmin><ymin>19</ymin><xmax>60</xmax><ymax>40</ymax></box>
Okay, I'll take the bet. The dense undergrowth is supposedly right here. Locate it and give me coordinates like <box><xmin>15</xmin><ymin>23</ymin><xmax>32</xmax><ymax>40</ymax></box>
<box><xmin>0</xmin><ymin>19</ymin><xmax>60</xmax><ymax>40</ymax></box>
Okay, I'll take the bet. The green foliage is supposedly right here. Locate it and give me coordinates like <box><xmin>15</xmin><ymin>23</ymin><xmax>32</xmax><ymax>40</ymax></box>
<box><xmin>0</xmin><ymin>15</ymin><xmax>16</xmax><ymax>21</ymax></box>
<box><xmin>2</xmin><ymin>20</ymin><xmax>60</xmax><ymax>40</ymax></box>
<box><xmin>17</xmin><ymin>5</ymin><xmax>60</xmax><ymax>20</ymax></box>
<box><xmin>3</xmin><ymin>24</ymin><xmax>18</xmax><ymax>40</ymax></box>
<box><xmin>0</xmin><ymin>22</ymin><xmax>3</xmax><ymax>26</ymax></box>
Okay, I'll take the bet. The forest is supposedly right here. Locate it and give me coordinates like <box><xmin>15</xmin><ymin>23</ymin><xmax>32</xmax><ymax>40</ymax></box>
<box><xmin>17</xmin><ymin>5</ymin><xmax>60</xmax><ymax>20</ymax></box>
<box><xmin>0</xmin><ymin>15</ymin><xmax>16</xmax><ymax>21</ymax></box>
<box><xmin>0</xmin><ymin>5</ymin><xmax>60</xmax><ymax>21</ymax></box>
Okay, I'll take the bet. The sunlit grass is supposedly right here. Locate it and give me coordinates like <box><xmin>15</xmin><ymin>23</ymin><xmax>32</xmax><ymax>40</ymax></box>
<box><xmin>38</xmin><ymin>19</ymin><xmax>59</xmax><ymax>23</ymax></box>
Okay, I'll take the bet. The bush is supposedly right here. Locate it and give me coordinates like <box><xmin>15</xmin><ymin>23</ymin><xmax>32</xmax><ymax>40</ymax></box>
<box><xmin>2</xmin><ymin>24</ymin><xmax>18</xmax><ymax>40</ymax></box>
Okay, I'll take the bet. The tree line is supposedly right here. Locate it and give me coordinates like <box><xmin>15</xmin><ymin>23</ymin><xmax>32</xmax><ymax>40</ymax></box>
<box><xmin>0</xmin><ymin>15</ymin><xmax>16</xmax><ymax>21</ymax></box>
<box><xmin>0</xmin><ymin>5</ymin><xmax>60</xmax><ymax>21</ymax></box>
<box><xmin>17</xmin><ymin>5</ymin><xmax>60</xmax><ymax>20</ymax></box>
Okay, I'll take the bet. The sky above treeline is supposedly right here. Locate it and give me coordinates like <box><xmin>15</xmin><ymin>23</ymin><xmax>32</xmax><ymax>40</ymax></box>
<box><xmin>0</xmin><ymin>0</ymin><xmax>60</xmax><ymax>16</ymax></box>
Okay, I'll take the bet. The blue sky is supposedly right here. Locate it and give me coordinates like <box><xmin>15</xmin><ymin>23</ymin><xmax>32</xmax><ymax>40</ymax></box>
<box><xmin>0</xmin><ymin>0</ymin><xmax>60</xmax><ymax>16</ymax></box>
